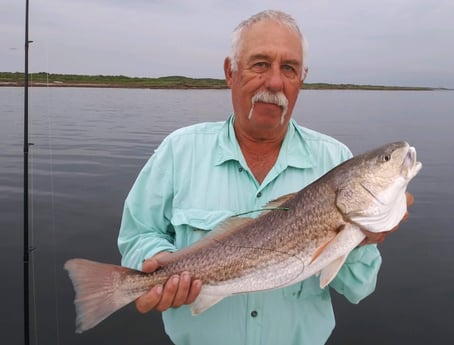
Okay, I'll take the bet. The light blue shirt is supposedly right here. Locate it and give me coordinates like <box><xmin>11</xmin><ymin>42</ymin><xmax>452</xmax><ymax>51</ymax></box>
<box><xmin>118</xmin><ymin>116</ymin><xmax>382</xmax><ymax>345</ymax></box>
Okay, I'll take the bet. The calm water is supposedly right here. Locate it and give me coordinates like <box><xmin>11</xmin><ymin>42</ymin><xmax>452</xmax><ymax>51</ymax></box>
<box><xmin>1</xmin><ymin>87</ymin><xmax>453</xmax><ymax>345</ymax></box>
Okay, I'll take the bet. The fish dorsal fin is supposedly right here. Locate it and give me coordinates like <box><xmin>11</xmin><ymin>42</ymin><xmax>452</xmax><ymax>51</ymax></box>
<box><xmin>214</xmin><ymin>216</ymin><xmax>255</xmax><ymax>233</ymax></box>
<box><xmin>158</xmin><ymin>216</ymin><xmax>255</xmax><ymax>265</ymax></box>
<box><xmin>263</xmin><ymin>192</ymin><xmax>297</xmax><ymax>210</ymax></box>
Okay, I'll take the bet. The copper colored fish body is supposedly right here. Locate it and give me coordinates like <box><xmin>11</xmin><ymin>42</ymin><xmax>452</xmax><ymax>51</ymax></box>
<box><xmin>65</xmin><ymin>141</ymin><xmax>422</xmax><ymax>333</ymax></box>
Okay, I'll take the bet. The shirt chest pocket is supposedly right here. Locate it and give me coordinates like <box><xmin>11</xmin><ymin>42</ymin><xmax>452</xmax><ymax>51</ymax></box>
<box><xmin>171</xmin><ymin>208</ymin><xmax>233</xmax><ymax>249</ymax></box>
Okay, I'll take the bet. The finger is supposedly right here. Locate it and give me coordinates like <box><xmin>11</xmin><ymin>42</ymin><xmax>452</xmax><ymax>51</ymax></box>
<box><xmin>367</xmin><ymin>233</ymin><xmax>386</xmax><ymax>245</ymax></box>
<box><xmin>172</xmin><ymin>272</ymin><xmax>191</xmax><ymax>307</ymax></box>
<box><xmin>155</xmin><ymin>275</ymin><xmax>180</xmax><ymax>312</ymax></box>
<box><xmin>186</xmin><ymin>279</ymin><xmax>203</xmax><ymax>305</ymax></box>
<box><xmin>375</xmin><ymin>233</ymin><xmax>386</xmax><ymax>244</ymax></box>
<box><xmin>401</xmin><ymin>211</ymin><xmax>409</xmax><ymax>222</ymax></box>
<box><xmin>135</xmin><ymin>284</ymin><xmax>163</xmax><ymax>313</ymax></box>
<box><xmin>406</xmin><ymin>192</ymin><xmax>414</xmax><ymax>207</ymax></box>
<box><xmin>389</xmin><ymin>210</ymin><xmax>409</xmax><ymax>232</ymax></box>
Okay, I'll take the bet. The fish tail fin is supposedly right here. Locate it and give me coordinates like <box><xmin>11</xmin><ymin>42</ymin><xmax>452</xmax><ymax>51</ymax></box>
<box><xmin>64</xmin><ymin>258</ymin><xmax>143</xmax><ymax>333</ymax></box>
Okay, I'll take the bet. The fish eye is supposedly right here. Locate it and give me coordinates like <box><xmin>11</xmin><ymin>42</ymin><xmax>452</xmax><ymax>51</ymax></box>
<box><xmin>381</xmin><ymin>154</ymin><xmax>391</xmax><ymax>162</ymax></box>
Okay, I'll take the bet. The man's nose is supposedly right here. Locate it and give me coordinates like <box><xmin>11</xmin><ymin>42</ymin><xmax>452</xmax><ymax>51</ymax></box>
<box><xmin>265</xmin><ymin>65</ymin><xmax>284</xmax><ymax>92</ymax></box>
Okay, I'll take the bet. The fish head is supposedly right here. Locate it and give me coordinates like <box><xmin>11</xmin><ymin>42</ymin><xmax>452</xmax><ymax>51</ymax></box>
<box><xmin>335</xmin><ymin>141</ymin><xmax>422</xmax><ymax>232</ymax></box>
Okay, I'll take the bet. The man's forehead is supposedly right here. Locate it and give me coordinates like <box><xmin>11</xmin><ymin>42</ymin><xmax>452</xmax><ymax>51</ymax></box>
<box><xmin>239</xmin><ymin>20</ymin><xmax>302</xmax><ymax>55</ymax></box>
<box><xmin>243</xmin><ymin>19</ymin><xmax>298</xmax><ymax>37</ymax></box>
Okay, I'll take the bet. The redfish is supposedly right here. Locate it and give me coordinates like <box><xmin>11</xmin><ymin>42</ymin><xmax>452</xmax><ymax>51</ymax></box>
<box><xmin>65</xmin><ymin>141</ymin><xmax>422</xmax><ymax>333</ymax></box>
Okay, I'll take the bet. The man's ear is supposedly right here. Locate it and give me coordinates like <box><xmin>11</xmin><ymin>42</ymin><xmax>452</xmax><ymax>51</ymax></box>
<box><xmin>224</xmin><ymin>57</ymin><xmax>233</xmax><ymax>88</ymax></box>
<box><xmin>301</xmin><ymin>66</ymin><xmax>309</xmax><ymax>85</ymax></box>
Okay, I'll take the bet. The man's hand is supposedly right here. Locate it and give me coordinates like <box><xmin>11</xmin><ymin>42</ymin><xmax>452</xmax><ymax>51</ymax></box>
<box><xmin>360</xmin><ymin>192</ymin><xmax>414</xmax><ymax>245</ymax></box>
<box><xmin>135</xmin><ymin>252</ymin><xmax>202</xmax><ymax>313</ymax></box>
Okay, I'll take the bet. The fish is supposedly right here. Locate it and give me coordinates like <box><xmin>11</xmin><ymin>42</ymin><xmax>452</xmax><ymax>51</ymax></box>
<box><xmin>64</xmin><ymin>141</ymin><xmax>422</xmax><ymax>333</ymax></box>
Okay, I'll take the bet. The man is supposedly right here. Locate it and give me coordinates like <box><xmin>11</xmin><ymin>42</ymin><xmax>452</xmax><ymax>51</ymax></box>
<box><xmin>118</xmin><ymin>10</ymin><xmax>407</xmax><ymax>345</ymax></box>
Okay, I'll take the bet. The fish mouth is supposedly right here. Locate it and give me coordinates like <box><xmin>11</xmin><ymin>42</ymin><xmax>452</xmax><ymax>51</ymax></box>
<box><xmin>401</xmin><ymin>146</ymin><xmax>422</xmax><ymax>179</ymax></box>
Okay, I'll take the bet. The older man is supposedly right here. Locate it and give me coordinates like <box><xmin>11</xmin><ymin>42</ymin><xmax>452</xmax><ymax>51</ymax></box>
<box><xmin>118</xmin><ymin>10</ymin><xmax>401</xmax><ymax>345</ymax></box>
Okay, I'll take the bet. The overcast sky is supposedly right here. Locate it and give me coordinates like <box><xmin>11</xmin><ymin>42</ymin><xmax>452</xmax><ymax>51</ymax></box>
<box><xmin>2</xmin><ymin>0</ymin><xmax>453</xmax><ymax>87</ymax></box>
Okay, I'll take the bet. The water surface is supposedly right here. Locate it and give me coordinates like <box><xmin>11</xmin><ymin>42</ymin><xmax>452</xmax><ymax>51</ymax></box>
<box><xmin>1</xmin><ymin>87</ymin><xmax>453</xmax><ymax>344</ymax></box>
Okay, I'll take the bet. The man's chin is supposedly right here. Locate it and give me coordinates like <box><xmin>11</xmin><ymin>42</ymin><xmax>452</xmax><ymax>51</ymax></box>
<box><xmin>249</xmin><ymin>113</ymin><xmax>286</xmax><ymax>130</ymax></box>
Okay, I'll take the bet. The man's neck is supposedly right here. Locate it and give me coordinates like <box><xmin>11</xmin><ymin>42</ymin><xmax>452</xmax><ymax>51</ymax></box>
<box><xmin>235</xmin><ymin>126</ymin><xmax>286</xmax><ymax>184</ymax></box>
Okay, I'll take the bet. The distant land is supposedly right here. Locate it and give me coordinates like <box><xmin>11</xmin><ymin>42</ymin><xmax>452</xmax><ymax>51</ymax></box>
<box><xmin>0</xmin><ymin>72</ymin><xmax>444</xmax><ymax>91</ymax></box>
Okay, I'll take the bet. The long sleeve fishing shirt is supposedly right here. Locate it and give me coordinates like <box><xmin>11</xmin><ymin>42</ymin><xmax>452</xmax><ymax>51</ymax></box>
<box><xmin>118</xmin><ymin>115</ymin><xmax>382</xmax><ymax>345</ymax></box>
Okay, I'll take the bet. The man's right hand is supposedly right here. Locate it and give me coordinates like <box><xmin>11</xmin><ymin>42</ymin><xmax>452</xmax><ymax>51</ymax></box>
<box><xmin>135</xmin><ymin>252</ymin><xmax>203</xmax><ymax>313</ymax></box>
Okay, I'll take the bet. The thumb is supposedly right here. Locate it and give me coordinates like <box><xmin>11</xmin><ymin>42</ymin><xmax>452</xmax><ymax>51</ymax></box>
<box><xmin>142</xmin><ymin>251</ymin><xmax>172</xmax><ymax>273</ymax></box>
<box><xmin>141</xmin><ymin>258</ymin><xmax>160</xmax><ymax>273</ymax></box>
<box><xmin>406</xmin><ymin>192</ymin><xmax>414</xmax><ymax>207</ymax></box>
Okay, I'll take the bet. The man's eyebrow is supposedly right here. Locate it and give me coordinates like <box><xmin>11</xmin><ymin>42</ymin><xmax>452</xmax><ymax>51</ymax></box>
<box><xmin>247</xmin><ymin>54</ymin><xmax>272</xmax><ymax>63</ymax></box>
<box><xmin>247</xmin><ymin>54</ymin><xmax>301</xmax><ymax>67</ymax></box>
<box><xmin>282</xmin><ymin>58</ymin><xmax>301</xmax><ymax>67</ymax></box>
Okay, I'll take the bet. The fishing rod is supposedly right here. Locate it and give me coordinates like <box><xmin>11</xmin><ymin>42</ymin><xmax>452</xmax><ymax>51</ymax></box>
<box><xmin>23</xmin><ymin>0</ymin><xmax>32</xmax><ymax>344</ymax></box>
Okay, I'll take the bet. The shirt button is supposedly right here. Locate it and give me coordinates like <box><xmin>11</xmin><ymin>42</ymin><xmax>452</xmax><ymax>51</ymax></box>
<box><xmin>256</xmin><ymin>192</ymin><xmax>262</xmax><ymax>198</ymax></box>
<box><xmin>250</xmin><ymin>310</ymin><xmax>258</xmax><ymax>317</ymax></box>
<box><xmin>238</xmin><ymin>167</ymin><xmax>244</xmax><ymax>172</ymax></box>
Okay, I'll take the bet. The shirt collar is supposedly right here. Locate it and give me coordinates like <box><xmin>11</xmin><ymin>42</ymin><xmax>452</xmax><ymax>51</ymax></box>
<box><xmin>214</xmin><ymin>115</ymin><xmax>240</xmax><ymax>166</ymax></box>
<box><xmin>281</xmin><ymin>119</ymin><xmax>316</xmax><ymax>169</ymax></box>
<box><xmin>214</xmin><ymin>115</ymin><xmax>316</xmax><ymax>170</ymax></box>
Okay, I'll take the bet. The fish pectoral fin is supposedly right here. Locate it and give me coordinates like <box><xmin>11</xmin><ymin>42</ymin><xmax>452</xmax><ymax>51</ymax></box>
<box><xmin>309</xmin><ymin>224</ymin><xmax>366</xmax><ymax>288</ymax></box>
<box><xmin>310</xmin><ymin>238</ymin><xmax>335</xmax><ymax>264</ymax></box>
<box><xmin>319</xmin><ymin>255</ymin><xmax>348</xmax><ymax>288</ymax></box>
<box><xmin>190</xmin><ymin>290</ymin><xmax>227</xmax><ymax>315</ymax></box>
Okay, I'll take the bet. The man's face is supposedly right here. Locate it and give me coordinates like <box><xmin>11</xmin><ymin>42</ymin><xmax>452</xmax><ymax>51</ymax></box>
<box><xmin>225</xmin><ymin>19</ymin><xmax>304</xmax><ymax>138</ymax></box>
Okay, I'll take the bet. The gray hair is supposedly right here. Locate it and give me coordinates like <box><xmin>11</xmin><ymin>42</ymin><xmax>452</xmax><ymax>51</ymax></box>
<box><xmin>228</xmin><ymin>10</ymin><xmax>308</xmax><ymax>73</ymax></box>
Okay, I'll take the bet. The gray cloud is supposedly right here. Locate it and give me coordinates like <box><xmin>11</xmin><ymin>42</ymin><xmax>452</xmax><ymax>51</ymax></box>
<box><xmin>2</xmin><ymin>0</ymin><xmax>453</xmax><ymax>87</ymax></box>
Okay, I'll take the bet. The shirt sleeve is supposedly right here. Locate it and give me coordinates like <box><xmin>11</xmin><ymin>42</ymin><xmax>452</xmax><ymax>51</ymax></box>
<box><xmin>118</xmin><ymin>138</ymin><xmax>177</xmax><ymax>270</ymax></box>
<box><xmin>329</xmin><ymin>244</ymin><xmax>382</xmax><ymax>303</ymax></box>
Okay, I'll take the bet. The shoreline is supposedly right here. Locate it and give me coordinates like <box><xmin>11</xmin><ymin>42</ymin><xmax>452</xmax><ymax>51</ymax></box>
<box><xmin>0</xmin><ymin>72</ymin><xmax>445</xmax><ymax>91</ymax></box>
<box><xmin>0</xmin><ymin>81</ymin><xmax>440</xmax><ymax>91</ymax></box>
<box><xmin>0</xmin><ymin>81</ymin><xmax>227</xmax><ymax>89</ymax></box>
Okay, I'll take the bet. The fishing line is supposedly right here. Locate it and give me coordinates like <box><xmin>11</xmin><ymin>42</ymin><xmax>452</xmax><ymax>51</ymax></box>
<box><xmin>42</xmin><ymin>33</ymin><xmax>62</xmax><ymax>345</ymax></box>
<box><xmin>28</xmin><ymin>82</ymin><xmax>39</xmax><ymax>345</ymax></box>
<box><xmin>29</xmin><ymin>74</ymin><xmax>38</xmax><ymax>344</ymax></box>
<box><xmin>26</xmin><ymin>11</ymin><xmax>39</xmax><ymax>345</ymax></box>
<box><xmin>27</xmin><ymin>12</ymin><xmax>62</xmax><ymax>344</ymax></box>
<box><xmin>233</xmin><ymin>207</ymin><xmax>289</xmax><ymax>217</ymax></box>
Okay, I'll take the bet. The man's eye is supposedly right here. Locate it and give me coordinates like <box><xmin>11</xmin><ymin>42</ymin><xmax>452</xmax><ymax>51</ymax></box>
<box><xmin>251</xmin><ymin>62</ymin><xmax>269</xmax><ymax>72</ymax></box>
<box><xmin>282</xmin><ymin>65</ymin><xmax>297</xmax><ymax>76</ymax></box>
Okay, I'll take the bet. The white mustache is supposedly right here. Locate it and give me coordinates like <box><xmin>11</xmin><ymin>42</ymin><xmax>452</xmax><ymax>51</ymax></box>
<box><xmin>248</xmin><ymin>91</ymin><xmax>289</xmax><ymax>124</ymax></box>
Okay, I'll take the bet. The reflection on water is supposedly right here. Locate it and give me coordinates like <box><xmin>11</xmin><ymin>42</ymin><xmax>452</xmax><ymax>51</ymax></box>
<box><xmin>1</xmin><ymin>87</ymin><xmax>453</xmax><ymax>345</ymax></box>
